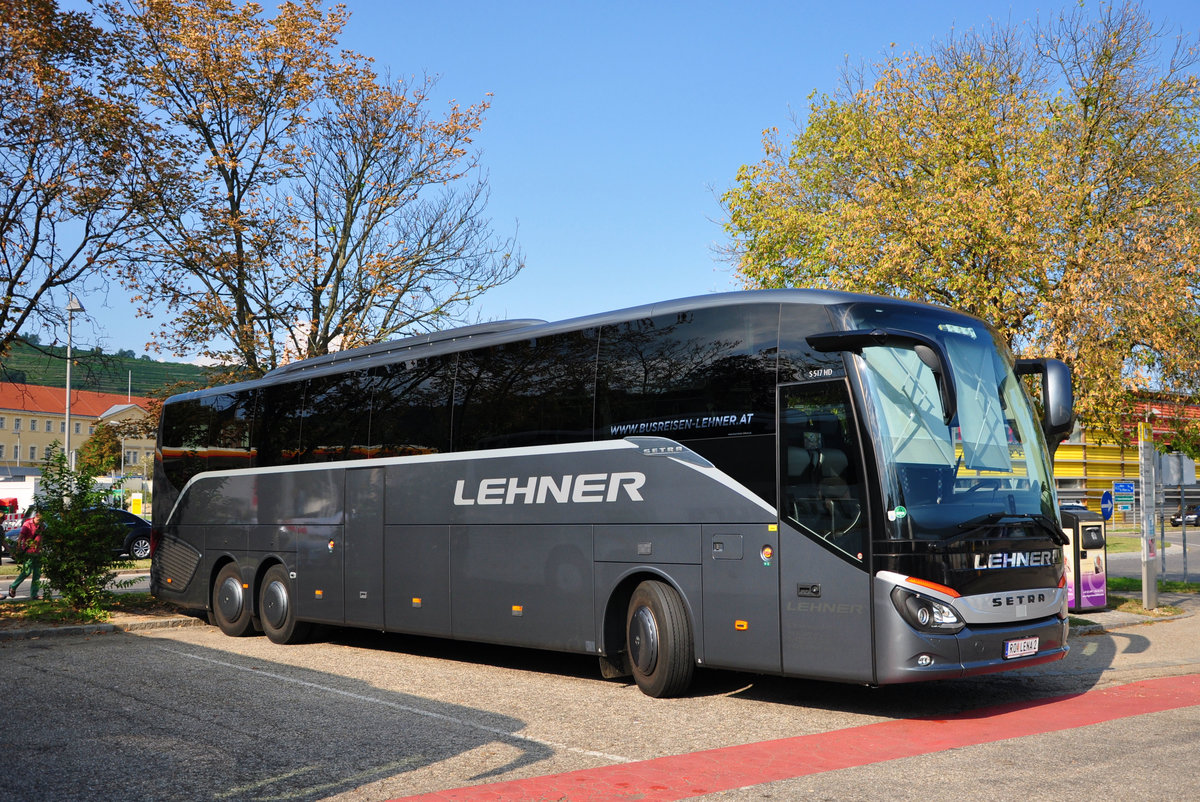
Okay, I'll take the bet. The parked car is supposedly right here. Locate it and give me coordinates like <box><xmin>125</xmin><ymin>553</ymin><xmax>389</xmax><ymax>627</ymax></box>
<box><xmin>1170</xmin><ymin>504</ymin><xmax>1200</xmax><ymax>527</ymax></box>
<box><xmin>2</xmin><ymin>508</ymin><xmax>152</xmax><ymax>560</ymax></box>
<box><xmin>110</xmin><ymin>508</ymin><xmax>153</xmax><ymax>559</ymax></box>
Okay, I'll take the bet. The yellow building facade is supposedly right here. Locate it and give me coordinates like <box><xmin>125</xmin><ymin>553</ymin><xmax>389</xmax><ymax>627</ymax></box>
<box><xmin>0</xmin><ymin>383</ymin><xmax>155</xmax><ymax>476</ymax></box>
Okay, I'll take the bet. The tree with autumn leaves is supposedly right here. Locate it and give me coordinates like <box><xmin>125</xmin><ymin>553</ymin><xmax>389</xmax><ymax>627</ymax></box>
<box><xmin>95</xmin><ymin>0</ymin><xmax>522</xmax><ymax>380</ymax></box>
<box><xmin>723</xmin><ymin>3</ymin><xmax>1200</xmax><ymax>444</ymax></box>
<box><xmin>5</xmin><ymin>0</ymin><xmax>522</xmax><ymax>380</ymax></box>
<box><xmin>0</xmin><ymin>0</ymin><xmax>144</xmax><ymax>362</ymax></box>
<box><xmin>76</xmin><ymin>422</ymin><xmax>121</xmax><ymax>475</ymax></box>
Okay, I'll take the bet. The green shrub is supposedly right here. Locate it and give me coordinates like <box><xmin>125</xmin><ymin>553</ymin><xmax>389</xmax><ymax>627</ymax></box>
<box><xmin>34</xmin><ymin>446</ymin><xmax>134</xmax><ymax>616</ymax></box>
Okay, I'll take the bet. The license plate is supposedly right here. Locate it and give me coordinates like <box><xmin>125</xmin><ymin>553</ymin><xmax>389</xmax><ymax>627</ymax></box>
<box><xmin>1004</xmin><ymin>636</ymin><xmax>1039</xmax><ymax>659</ymax></box>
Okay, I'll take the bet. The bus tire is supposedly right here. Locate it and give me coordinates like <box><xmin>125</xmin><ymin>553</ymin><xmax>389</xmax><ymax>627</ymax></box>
<box><xmin>259</xmin><ymin>564</ymin><xmax>311</xmax><ymax>645</ymax></box>
<box><xmin>212</xmin><ymin>563</ymin><xmax>254</xmax><ymax>637</ymax></box>
<box><xmin>625</xmin><ymin>580</ymin><xmax>694</xmax><ymax>697</ymax></box>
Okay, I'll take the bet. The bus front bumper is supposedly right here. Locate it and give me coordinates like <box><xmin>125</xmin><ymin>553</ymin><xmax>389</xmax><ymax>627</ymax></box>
<box><xmin>874</xmin><ymin>614</ymin><xmax>1069</xmax><ymax>684</ymax></box>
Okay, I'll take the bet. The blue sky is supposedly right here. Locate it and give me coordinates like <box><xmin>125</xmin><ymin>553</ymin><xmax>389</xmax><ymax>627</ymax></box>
<box><xmin>74</xmin><ymin>0</ymin><xmax>1200</xmax><ymax>357</ymax></box>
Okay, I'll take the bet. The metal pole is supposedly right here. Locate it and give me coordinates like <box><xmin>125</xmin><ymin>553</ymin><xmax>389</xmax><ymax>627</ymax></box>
<box><xmin>1184</xmin><ymin>486</ymin><xmax>1190</xmax><ymax>585</ymax></box>
<box><xmin>1177</xmin><ymin>483</ymin><xmax>1184</xmax><ymax>579</ymax></box>
<box><xmin>1156</xmin><ymin>511</ymin><xmax>1166</xmax><ymax>573</ymax></box>
<box><xmin>64</xmin><ymin>296</ymin><xmax>84</xmax><ymax>470</ymax></box>
<box><xmin>65</xmin><ymin>311</ymin><xmax>73</xmax><ymax>466</ymax></box>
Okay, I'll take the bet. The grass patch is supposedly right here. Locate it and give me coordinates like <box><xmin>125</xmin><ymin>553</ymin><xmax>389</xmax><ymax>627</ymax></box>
<box><xmin>1107</xmin><ymin>594</ymin><xmax>1183</xmax><ymax>617</ymax></box>
<box><xmin>1104</xmin><ymin>536</ymin><xmax>1176</xmax><ymax>554</ymax></box>
<box><xmin>0</xmin><ymin>558</ymin><xmax>150</xmax><ymax>578</ymax></box>
<box><xmin>0</xmin><ymin>592</ymin><xmax>172</xmax><ymax>627</ymax></box>
<box><xmin>1107</xmin><ymin>576</ymin><xmax>1200</xmax><ymax>594</ymax></box>
<box><xmin>1059</xmin><ymin>589</ymin><xmax>1191</xmax><ymax>628</ymax></box>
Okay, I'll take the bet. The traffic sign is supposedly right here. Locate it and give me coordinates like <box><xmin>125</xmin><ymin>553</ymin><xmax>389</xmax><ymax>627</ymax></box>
<box><xmin>1113</xmin><ymin>480</ymin><xmax>1135</xmax><ymax>512</ymax></box>
<box><xmin>1100</xmin><ymin>490</ymin><xmax>1114</xmax><ymax>521</ymax></box>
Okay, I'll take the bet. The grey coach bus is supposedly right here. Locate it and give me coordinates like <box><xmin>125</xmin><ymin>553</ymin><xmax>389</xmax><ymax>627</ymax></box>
<box><xmin>151</xmin><ymin>289</ymin><xmax>1074</xmax><ymax>697</ymax></box>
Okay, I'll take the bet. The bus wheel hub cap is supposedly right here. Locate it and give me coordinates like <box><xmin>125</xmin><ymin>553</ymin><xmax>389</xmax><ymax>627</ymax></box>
<box><xmin>263</xmin><ymin>581</ymin><xmax>289</xmax><ymax>629</ymax></box>
<box><xmin>629</xmin><ymin>607</ymin><xmax>659</xmax><ymax>675</ymax></box>
<box><xmin>217</xmin><ymin>577</ymin><xmax>243</xmax><ymax>621</ymax></box>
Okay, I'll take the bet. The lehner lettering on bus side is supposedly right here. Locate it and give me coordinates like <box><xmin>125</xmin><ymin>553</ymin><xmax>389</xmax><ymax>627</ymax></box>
<box><xmin>452</xmin><ymin>472</ymin><xmax>646</xmax><ymax>506</ymax></box>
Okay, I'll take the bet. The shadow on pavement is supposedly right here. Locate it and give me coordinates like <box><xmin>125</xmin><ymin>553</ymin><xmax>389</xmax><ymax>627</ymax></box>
<box><xmin>1</xmin><ymin>629</ymin><xmax>551</xmax><ymax>802</ymax></box>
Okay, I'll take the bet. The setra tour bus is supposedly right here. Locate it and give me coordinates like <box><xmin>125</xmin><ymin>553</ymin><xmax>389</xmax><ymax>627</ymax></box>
<box><xmin>151</xmin><ymin>289</ymin><xmax>1074</xmax><ymax>697</ymax></box>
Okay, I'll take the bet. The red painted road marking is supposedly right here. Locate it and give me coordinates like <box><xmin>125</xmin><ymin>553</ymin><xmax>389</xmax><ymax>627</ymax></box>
<box><xmin>396</xmin><ymin>674</ymin><xmax>1200</xmax><ymax>801</ymax></box>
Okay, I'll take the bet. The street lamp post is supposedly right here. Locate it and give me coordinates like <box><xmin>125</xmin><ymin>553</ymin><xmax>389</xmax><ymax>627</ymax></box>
<box><xmin>64</xmin><ymin>296</ymin><xmax>85</xmax><ymax>470</ymax></box>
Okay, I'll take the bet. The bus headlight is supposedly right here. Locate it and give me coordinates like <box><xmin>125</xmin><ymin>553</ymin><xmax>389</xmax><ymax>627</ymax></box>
<box><xmin>890</xmin><ymin>587</ymin><xmax>964</xmax><ymax>634</ymax></box>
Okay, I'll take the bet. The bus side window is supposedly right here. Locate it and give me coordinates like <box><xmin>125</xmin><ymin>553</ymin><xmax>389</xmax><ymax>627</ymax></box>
<box><xmin>159</xmin><ymin>397</ymin><xmax>213</xmax><ymax>505</ymax></box>
<box><xmin>781</xmin><ymin>383</ymin><xmax>866</xmax><ymax>561</ymax></box>
<box><xmin>369</xmin><ymin>356</ymin><xmax>456</xmax><ymax>457</ymax></box>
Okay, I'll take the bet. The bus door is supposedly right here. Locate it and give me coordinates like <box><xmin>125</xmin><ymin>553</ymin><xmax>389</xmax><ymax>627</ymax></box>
<box><xmin>283</xmin><ymin>469</ymin><xmax>345</xmax><ymax>625</ymax></box>
<box><xmin>344</xmin><ymin>467</ymin><xmax>385</xmax><ymax>628</ymax></box>
<box><xmin>778</xmin><ymin>381</ymin><xmax>874</xmax><ymax>683</ymax></box>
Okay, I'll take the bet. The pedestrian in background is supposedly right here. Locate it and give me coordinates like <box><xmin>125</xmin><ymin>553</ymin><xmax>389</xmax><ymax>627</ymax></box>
<box><xmin>9</xmin><ymin>512</ymin><xmax>43</xmax><ymax>599</ymax></box>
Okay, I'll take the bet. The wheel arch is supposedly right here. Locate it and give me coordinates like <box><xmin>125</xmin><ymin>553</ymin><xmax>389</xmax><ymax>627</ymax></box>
<box><xmin>599</xmin><ymin>567</ymin><xmax>700</xmax><ymax>661</ymax></box>
<box><xmin>207</xmin><ymin>553</ymin><xmax>292</xmax><ymax>620</ymax></box>
<box><xmin>206</xmin><ymin>554</ymin><xmax>239</xmax><ymax>613</ymax></box>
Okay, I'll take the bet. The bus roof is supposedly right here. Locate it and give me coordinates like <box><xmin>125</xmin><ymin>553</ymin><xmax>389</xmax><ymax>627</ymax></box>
<box><xmin>167</xmin><ymin>288</ymin><xmax>959</xmax><ymax>402</ymax></box>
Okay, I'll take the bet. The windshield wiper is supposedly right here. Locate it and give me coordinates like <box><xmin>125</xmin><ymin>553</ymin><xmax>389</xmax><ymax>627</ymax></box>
<box><xmin>1027</xmin><ymin>512</ymin><xmax>1070</xmax><ymax>546</ymax></box>
<box><xmin>956</xmin><ymin>511</ymin><xmax>1068</xmax><ymax>545</ymax></box>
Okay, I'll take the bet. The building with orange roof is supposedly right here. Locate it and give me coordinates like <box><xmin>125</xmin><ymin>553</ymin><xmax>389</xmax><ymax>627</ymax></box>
<box><xmin>0</xmin><ymin>383</ymin><xmax>155</xmax><ymax>475</ymax></box>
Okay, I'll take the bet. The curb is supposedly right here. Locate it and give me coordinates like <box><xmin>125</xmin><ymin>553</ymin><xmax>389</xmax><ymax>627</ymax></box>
<box><xmin>0</xmin><ymin>615</ymin><xmax>206</xmax><ymax>642</ymax></box>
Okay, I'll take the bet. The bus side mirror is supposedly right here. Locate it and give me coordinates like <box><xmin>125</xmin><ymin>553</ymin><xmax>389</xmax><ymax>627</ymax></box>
<box><xmin>808</xmin><ymin>328</ymin><xmax>957</xmax><ymax>425</ymax></box>
<box><xmin>1015</xmin><ymin>358</ymin><xmax>1075</xmax><ymax>456</ymax></box>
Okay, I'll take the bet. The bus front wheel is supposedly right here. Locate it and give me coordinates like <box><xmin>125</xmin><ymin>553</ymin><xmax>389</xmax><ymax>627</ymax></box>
<box><xmin>625</xmin><ymin>580</ymin><xmax>694</xmax><ymax>698</ymax></box>
<box><xmin>259</xmin><ymin>565</ymin><xmax>312</xmax><ymax>645</ymax></box>
<box><xmin>212</xmin><ymin>563</ymin><xmax>253</xmax><ymax>637</ymax></box>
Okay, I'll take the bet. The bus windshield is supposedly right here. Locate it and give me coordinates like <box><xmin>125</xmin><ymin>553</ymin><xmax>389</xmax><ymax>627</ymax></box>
<box><xmin>845</xmin><ymin>305</ymin><xmax>1058</xmax><ymax>540</ymax></box>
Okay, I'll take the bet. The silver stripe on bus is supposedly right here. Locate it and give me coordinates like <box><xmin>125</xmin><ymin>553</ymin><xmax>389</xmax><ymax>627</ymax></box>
<box><xmin>165</xmin><ymin>437</ymin><xmax>776</xmax><ymax>522</ymax></box>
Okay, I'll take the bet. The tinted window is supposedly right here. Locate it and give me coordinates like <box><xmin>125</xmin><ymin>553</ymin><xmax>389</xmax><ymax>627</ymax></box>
<box><xmin>596</xmin><ymin>304</ymin><xmax>778</xmax><ymax>440</ymax></box>
<box><xmin>452</xmin><ymin>330</ymin><xmax>598</xmax><ymax>451</ymax></box>
<box><xmin>157</xmin><ymin>397</ymin><xmax>214</xmax><ymax>505</ymax></box>
<box><xmin>207</xmin><ymin>391</ymin><xmax>258</xmax><ymax>471</ymax></box>
<box><xmin>778</xmin><ymin>303</ymin><xmax>844</xmax><ymax>384</ymax></box>
<box><xmin>296</xmin><ymin>370</ymin><xmax>373</xmax><ymax>463</ymax></box>
<box><xmin>781</xmin><ymin>380</ymin><xmax>868</xmax><ymax>562</ymax></box>
<box><xmin>369</xmin><ymin>356</ymin><xmax>455</xmax><ymax>456</ymax></box>
<box><xmin>259</xmin><ymin>380</ymin><xmax>306</xmax><ymax>466</ymax></box>
<box><xmin>160</xmin><ymin>397</ymin><xmax>211</xmax><ymax>451</ymax></box>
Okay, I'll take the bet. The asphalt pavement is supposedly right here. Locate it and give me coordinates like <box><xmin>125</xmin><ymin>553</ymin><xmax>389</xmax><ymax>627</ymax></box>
<box><xmin>2</xmin><ymin>582</ymin><xmax>1193</xmax><ymax>802</ymax></box>
<box><xmin>0</xmin><ymin>538</ymin><xmax>1194</xmax><ymax>801</ymax></box>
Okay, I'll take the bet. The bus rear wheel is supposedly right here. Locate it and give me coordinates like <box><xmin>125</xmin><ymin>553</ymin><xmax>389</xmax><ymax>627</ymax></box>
<box><xmin>212</xmin><ymin>563</ymin><xmax>253</xmax><ymax>637</ymax></box>
<box><xmin>625</xmin><ymin>580</ymin><xmax>694</xmax><ymax>697</ymax></box>
<box><xmin>259</xmin><ymin>565</ymin><xmax>312</xmax><ymax>645</ymax></box>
